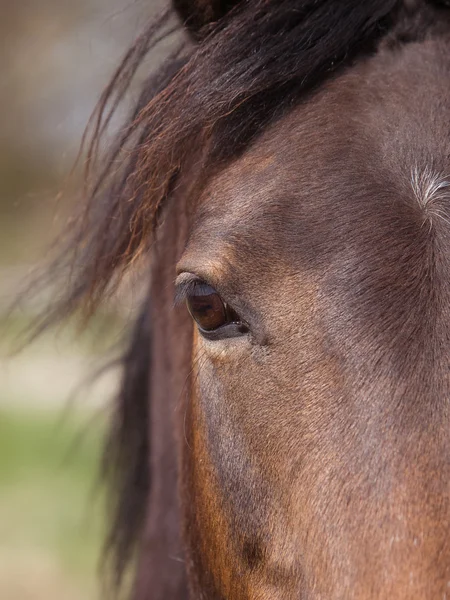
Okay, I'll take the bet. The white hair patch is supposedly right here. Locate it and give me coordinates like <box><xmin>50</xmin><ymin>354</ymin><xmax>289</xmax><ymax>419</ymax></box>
<box><xmin>411</xmin><ymin>166</ymin><xmax>450</xmax><ymax>228</ymax></box>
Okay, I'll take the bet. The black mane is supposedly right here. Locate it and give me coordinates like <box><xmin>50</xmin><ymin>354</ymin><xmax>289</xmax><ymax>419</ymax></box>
<box><xmin>63</xmin><ymin>0</ymin><xmax>399</xmax><ymax>318</ymax></box>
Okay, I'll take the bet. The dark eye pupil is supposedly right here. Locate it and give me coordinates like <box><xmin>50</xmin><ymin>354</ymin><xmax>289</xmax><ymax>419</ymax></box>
<box><xmin>187</xmin><ymin>286</ymin><xmax>228</xmax><ymax>331</ymax></box>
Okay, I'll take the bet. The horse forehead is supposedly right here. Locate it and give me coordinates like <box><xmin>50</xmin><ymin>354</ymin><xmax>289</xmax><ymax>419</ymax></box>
<box><xmin>195</xmin><ymin>106</ymin><xmax>353</xmax><ymax>248</ymax></box>
<box><xmin>194</xmin><ymin>39</ymin><xmax>450</xmax><ymax>248</ymax></box>
<box><xmin>193</xmin><ymin>108</ymin><xmax>373</xmax><ymax>263</ymax></box>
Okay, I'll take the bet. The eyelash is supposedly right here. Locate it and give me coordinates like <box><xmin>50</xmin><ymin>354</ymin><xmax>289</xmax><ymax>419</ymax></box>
<box><xmin>174</xmin><ymin>279</ymin><xmax>214</xmax><ymax>304</ymax></box>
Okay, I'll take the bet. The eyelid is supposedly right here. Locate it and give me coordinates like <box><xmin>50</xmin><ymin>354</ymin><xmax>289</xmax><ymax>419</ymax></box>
<box><xmin>198</xmin><ymin>322</ymin><xmax>249</xmax><ymax>341</ymax></box>
<box><xmin>174</xmin><ymin>272</ymin><xmax>225</xmax><ymax>306</ymax></box>
<box><xmin>174</xmin><ymin>273</ymin><xmax>205</xmax><ymax>306</ymax></box>
<box><xmin>175</xmin><ymin>272</ymin><xmax>249</xmax><ymax>326</ymax></box>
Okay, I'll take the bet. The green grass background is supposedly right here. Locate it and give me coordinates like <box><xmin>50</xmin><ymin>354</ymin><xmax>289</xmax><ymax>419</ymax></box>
<box><xmin>0</xmin><ymin>305</ymin><xmax>128</xmax><ymax>599</ymax></box>
<box><xmin>0</xmin><ymin>406</ymin><xmax>107</xmax><ymax>600</ymax></box>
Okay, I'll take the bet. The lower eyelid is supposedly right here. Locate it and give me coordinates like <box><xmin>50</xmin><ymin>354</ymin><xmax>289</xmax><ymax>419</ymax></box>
<box><xmin>198</xmin><ymin>322</ymin><xmax>249</xmax><ymax>341</ymax></box>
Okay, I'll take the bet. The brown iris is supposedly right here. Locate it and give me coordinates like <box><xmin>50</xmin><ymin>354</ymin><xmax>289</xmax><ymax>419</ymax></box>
<box><xmin>186</xmin><ymin>283</ymin><xmax>236</xmax><ymax>331</ymax></box>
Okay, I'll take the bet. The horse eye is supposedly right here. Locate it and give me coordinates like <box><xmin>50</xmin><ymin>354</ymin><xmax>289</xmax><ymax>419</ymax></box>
<box><xmin>186</xmin><ymin>283</ymin><xmax>240</xmax><ymax>332</ymax></box>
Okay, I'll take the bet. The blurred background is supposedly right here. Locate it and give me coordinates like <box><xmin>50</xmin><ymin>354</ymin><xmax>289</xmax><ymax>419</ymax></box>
<box><xmin>0</xmin><ymin>1</ymin><xmax>170</xmax><ymax>597</ymax></box>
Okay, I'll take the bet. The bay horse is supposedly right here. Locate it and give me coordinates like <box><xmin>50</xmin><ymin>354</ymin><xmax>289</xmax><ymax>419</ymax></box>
<box><xmin>48</xmin><ymin>0</ymin><xmax>450</xmax><ymax>598</ymax></box>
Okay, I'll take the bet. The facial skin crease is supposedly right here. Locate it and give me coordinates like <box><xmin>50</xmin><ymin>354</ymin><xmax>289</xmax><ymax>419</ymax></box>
<box><xmin>178</xmin><ymin>35</ymin><xmax>450</xmax><ymax>600</ymax></box>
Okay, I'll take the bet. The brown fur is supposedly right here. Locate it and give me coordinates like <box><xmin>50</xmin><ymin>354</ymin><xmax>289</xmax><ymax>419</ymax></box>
<box><xmin>40</xmin><ymin>1</ymin><xmax>450</xmax><ymax>598</ymax></box>
<box><xmin>177</xmin><ymin>36</ymin><xmax>450</xmax><ymax>595</ymax></box>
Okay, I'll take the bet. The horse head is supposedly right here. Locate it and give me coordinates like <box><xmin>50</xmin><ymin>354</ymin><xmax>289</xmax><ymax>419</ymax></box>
<box><xmin>49</xmin><ymin>1</ymin><xmax>450</xmax><ymax>598</ymax></box>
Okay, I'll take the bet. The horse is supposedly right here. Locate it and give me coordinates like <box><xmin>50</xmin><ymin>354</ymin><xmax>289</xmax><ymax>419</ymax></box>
<box><xmin>46</xmin><ymin>0</ymin><xmax>450</xmax><ymax>598</ymax></box>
